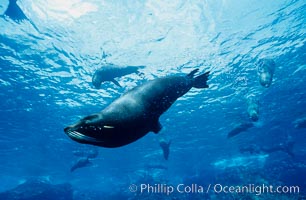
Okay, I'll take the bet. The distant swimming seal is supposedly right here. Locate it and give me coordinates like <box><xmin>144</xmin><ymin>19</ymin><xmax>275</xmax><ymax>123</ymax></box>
<box><xmin>70</xmin><ymin>157</ymin><xmax>91</xmax><ymax>172</ymax></box>
<box><xmin>293</xmin><ymin>117</ymin><xmax>306</xmax><ymax>129</ymax></box>
<box><xmin>227</xmin><ymin>122</ymin><xmax>254</xmax><ymax>138</ymax></box>
<box><xmin>247</xmin><ymin>97</ymin><xmax>259</xmax><ymax>122</ymax></box>
<box><xmin>257</xmin><ymin>58</ymin><xmax>276</xmax><ymax>88</ymax></box>
<box><xmin>92</xmin><ymin>64</ymin><xmax>145</xmax><ymax>88</ymax></box>
<box><xmin>65</xmin><ymin>69</ymin><xmax>209</xmax><ymax>148</ymax></box>
<box><xmin>240</xmin><ymin>141</ymin><xmax>295</xmax><ymax>157</ymax></box>
<box><xmin>159</xmin><ymin>139</ymin><xmax>171</xmax><ymax>160</ymax></box>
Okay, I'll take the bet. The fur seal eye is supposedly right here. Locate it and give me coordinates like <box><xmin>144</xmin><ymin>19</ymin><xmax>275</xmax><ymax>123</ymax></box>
<box><xmin>103</xmin><ymin>125</ymin><xmax>114</xmax><ymax>129</ymax></box>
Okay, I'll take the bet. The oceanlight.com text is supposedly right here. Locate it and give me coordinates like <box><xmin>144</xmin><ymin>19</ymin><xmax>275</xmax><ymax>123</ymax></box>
<box><xmin>129</xmin><ymin>183</ymin><xmax>300</xmax><ymax>196</ymax></box>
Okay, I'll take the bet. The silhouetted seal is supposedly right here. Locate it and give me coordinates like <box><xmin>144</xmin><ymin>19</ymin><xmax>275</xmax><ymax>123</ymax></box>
<box><xmin>257</xmin><ymin>58</ymin><xmax>275</xmax><ymax>88</ymax></box>
<box><xmin>64</xmin><ymin>69</ymin><xmax>209</xmax><ymax>148</ymax></box>
<box><xmin>70</xmin><ymin>158</ymin><xmax>91</xmax><ymax>172</ymax></box>
<box><xmin>240</xmin><ymin>141</ymin><xmax>295</xmax><ymax>157</ymax></box>
<box><xmin>247</xmin><ymin>97</ymin><xmax>259</xmax><ymax>122</ymax></box>
<box><xmin>159</xmin><ymin>139</ymin><xmax>171</xmax><ymax>160</ymax></box>
<box><xmin>92</xmin><ymin>64</ymin><xmax>145</xmax><ymax>88</ymax></box>
<box><xmin>227</xmin><ymin>122</ymin><xmax>254</xmax><ymax>138</ymax></box>
<box><xmin>293</xmin><ymin>117</ymin><xmax>306</xmax><ymax>129</ymax></box>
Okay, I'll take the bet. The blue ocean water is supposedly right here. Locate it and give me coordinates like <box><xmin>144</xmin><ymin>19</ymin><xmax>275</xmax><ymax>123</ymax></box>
<box><xmin>0</xmin><ymin>0</ymin><xmax>305</xmax><ymax>199</ymax></box>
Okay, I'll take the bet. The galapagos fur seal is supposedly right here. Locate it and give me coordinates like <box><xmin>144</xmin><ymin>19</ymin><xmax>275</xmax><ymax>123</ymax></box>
<box><xmin>239</xmin><ymin>141</ymin><xmax>295</xmax><ymax>157</ymax></box>
<box><xmin>70</xmin><ymin>157</ymin><xmax>91</xmax><ymax>172</ymax></box>
<box><xmin>293</xmin><ymin>117</ymin><xmax>306</xmax><ymax>129</ymax></box>
<box><xmin>92</xmin><ymin>64</ymin><xmax>145</xmax><ymax>88</ymax></box>
<box><xmin>247</xmin><ymin>97</ymin><xmax>259</xmax><ymax>122</ymax></box>
<box><xmin>257</xmin><ymin>58</ymin><xmax>275</xmax><ymax>88</ymax></box>
<box><xmin>227</xmin><ymin>122</ymin><xmax>254</xmax><ymax>138</ymax></box>
<box><xmin>65</xmin><ymin>69</ymin><xmax>209</xmax><ymax>148</ymax></box>
<box><xmin>159</xmin><ymin>139</ymin><xmax>171</xmax><ymax>160</ymax></box>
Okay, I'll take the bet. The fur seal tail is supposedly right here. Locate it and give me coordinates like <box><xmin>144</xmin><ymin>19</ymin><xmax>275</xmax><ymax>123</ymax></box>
<box><xmin>188</xmin><ymin>69</ymin><xmax>210</xmax><ymax>89</ymax></box>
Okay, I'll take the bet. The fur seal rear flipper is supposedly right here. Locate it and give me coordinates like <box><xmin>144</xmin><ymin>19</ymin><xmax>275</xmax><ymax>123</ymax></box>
<box><xmin>65</xmin><ymin>69</ymin><xmax>209</xmax><ymax>148</ymax></box>
<box><xmin>3</xmin><ymin>0</ymin><xmax>27</xmax><ymax>21</ymax></box>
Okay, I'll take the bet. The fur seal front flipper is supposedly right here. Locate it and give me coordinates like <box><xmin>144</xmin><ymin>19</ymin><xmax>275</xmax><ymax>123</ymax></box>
<box><xmin>152</xmin><ymin>120</ymin><xmax>162</xmax><ymax>134</ymax></box>
<box><xmin>111</xmin><ymin>79</ymin><xmax>121</xmax><ymax>87</ymax></box>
